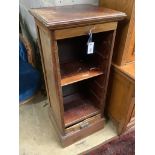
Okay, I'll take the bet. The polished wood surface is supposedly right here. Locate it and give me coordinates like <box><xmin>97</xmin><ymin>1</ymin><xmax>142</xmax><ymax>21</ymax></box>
<box><xmin>100</xmin><ymin>0</ymin><xmax>135</xmax><ymax>65</ymax></box>
<box><xmin>30</xmin><ymin>4</ymin><xmax>126</xmax><ymax>29</ymax></box>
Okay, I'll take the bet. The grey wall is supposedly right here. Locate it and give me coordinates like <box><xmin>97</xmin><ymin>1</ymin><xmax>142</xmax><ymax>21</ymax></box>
<box><xmin>20</xmin><ymin>0</ymin><xmax>99</xmax><ymax>41</ymax></box>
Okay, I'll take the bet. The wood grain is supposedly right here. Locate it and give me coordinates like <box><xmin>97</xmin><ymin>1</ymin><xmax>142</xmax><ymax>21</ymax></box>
<box><xmin>31</xmin><ymin>4</ymin><xmax>126</xmax><ymax>146</ymax></box>
<box><xmin>55</xmin><ymin>22</ymin><xmax>117</xmax><ymax>39</ymax></box>
<box><xmin>48</xmin><ymin>106</ymin><xmax>105</xmax><ymax>147</ymax></box>
<box><xmin>106</xmin><ymin>63</ymin><xmax>135</xmax><ymax>134</ymax></box>
<box><xmin>60</xmin><ymin>61</ymin><xmax>103</xmax><ymax>86</ymax></box>
<box><xmin>35</xmin><ymin>23</ymin><xmax>51</xmax><ymax>106</ymax></box>
<box><xmin>123</xmin><ymin>3</ymin><xmax>135</xmax><ymax>63</ymax></box>
<box><xmin>62</xmin><ymin>118</ymin><xmax>105</xmax><ymax>147</ymax></box>
<box><xmin>65</xmin><ymin>114</ymin><xmax>102</xmax><ymax>134</ymax></box>
<box><xmin>30</xmin><ymin>4</ymin><xmax>126</xmax><ymax>29</ymax></box>
<box><xmin>63</xmin><ymin>93</ymin><xmax>100</xmax><ymax>127</ymax></box>
<box><xmin>113</xmin><ymin>62</ymin><xmax>135</xmax><ymax>79</ymax></box>
<box><xmin>100</xmin><ymin>0</ymin><xmax>135</xmax><ymax>65</ymax></box>
<box><xmin>38</xmin><ymin>26</ymin><xmax>65</xmax><ymax>133</ymax></box>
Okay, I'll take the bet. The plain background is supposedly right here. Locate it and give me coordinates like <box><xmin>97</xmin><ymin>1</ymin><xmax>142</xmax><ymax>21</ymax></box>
<box><xmin>0</xmin><ymin>0</ymin><xmax>155</xmax><ymax>154</ymax></box>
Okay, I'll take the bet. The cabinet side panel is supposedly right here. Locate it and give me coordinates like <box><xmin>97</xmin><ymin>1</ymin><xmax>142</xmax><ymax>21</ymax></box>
<box><xmin>123</xmin><ymin>3</ymin><xmax>135</xmax><ymax>63</ymax></box>
<box><xmin>101</xmin><ymin>30</ymin><xmax>117</xmax><ymax>112</ymax></box>
<box><xmin>35</xmin><ymin>25</ymin><xmax>50</xmax><ymax>101</ymax></box>
<box><xmin>38</xmin><ymin>26</ymin><xmax>64</xmax><ymax>133</ymax></box>
<box><xmin>107</xmin><ymin>68</ymin><xmax>134</xmax><ymax>134</ymax></box>
<box><xmin>99</xmin><ymin>0</ymin><xmax>133</xmax><ymax>17</ymax></box>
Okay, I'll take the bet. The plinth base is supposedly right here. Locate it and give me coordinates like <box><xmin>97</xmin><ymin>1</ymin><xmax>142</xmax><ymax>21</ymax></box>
<box><xmin>48</xmin><ymin>107</ymin><xmax>105</xmax><ymax>147</ymax></box>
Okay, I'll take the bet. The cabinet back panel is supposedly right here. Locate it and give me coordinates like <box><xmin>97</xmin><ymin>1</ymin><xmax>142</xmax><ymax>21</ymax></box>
<box><xmin>59</xmin><ymin>31</ymin><xmax>115</xmax><ymax>110</ymax></box>
<box><xmin>57</xmin><ymin>31</ymin><xmax>114</xmax><ymax>68</ymax></box>
<box><xmin>62</xmin><ymin>76</ymin><xmax>105</xmax><ymax>109</ymax></box>
<box><xmin>57</xmin><ymin>36</ymin><xmax>87</xmax><ymax>64</ymax></box>
<box><xmin>62</xmin><ymin>83</ymin><xmax>80</xmax><ymax>97</ymax></box>
<box><xmin>84</xmin><ymin>76</ymin><xmax>105</xmax><ymax>108</ymax></box>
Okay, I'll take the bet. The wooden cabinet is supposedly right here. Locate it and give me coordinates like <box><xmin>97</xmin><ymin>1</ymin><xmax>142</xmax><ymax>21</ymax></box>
<box><xmin>100</xmin><ymin>0</ymin><xmax>135</xmax><ymax>134</ymax></box>
<box><xmin>106</xmin><ymin>62</ymin><xmax>135</xmax><ymax>134</ymax></box>
<box><xmin>99</xmin><ymin>0</ymin><xmax>135</xmax><ymax>65</ymax></box>
<box><xmin>30</xmin><ymin>4</ymin><xmax>126</xmax><ymax>146</ymax></box>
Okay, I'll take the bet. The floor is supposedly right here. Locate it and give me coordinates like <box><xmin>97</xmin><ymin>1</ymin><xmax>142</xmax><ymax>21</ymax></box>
<box><xmin>19</xmin><ymin>94</ymin><xmax>117</xmax><ymax>155</ymax></box>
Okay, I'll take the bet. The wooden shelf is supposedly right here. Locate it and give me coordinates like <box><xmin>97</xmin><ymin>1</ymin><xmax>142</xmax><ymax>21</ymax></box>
<box><xmin>63</xmin><ymin>93</ymin><xmax>100</xmax><ymax>127</ymax></box>
<box><xmin>60</xmin><ymin>61</ymin><xmax>103</xmax><ymax>86</ymax></box>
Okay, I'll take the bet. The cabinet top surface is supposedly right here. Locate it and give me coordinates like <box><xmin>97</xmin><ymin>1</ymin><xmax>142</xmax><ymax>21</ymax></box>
<box><xmin>113</xmin><ymin>62</ymin><xmax>135</xmax><ymax>80</ymax></box>
<box><xmin>30</xmin><ymin>4</ymin><xmax>126</xmax><ymax>29</ymax></box>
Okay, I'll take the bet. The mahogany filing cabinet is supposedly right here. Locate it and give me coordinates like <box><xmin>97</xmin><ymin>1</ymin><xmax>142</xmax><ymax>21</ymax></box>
<box><xmin>30</xmin><ymin>4</ymin><xmax>126</xmax><ymax>147</ymax></box>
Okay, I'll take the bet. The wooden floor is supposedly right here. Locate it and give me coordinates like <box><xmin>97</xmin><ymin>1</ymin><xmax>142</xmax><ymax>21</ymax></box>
<box><xmin>19</xmin><ymin>94</ymin><xmax>117</xmax><ymax>155</ymax></box>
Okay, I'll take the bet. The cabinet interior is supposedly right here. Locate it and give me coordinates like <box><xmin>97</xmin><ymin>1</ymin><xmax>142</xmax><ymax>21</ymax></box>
<box><xmin>62</xmin><ymin>78</ymin><xmax>104</xmax><ymax>127</ymax></box>
<box><xmin>57</xmin><ymin>30</ymin><xmax>114</xmax><ymax>128</ymax></box>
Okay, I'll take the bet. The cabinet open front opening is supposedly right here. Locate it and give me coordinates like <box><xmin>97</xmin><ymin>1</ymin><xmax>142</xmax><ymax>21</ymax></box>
<box><xmin>57</xmin><ymin>30</ymin><xmax>114</xmax><ymax>128</ymax></box>
<box><xmin>62</xmin><ymin>76</ymin><xmax>105</xmax><ymax>128</ymax></box>
<box><xmin>57</xmin><ymin>31</ymin><xmax>114</xmax><ymax>86</ymax></box>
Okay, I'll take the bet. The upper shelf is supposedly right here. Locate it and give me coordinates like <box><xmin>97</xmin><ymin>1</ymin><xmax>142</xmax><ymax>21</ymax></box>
<box><xmin>29</xmin><ymin>4</ymin><xmax>126</xmax><ymax>29</ymax></box>
<box><xmin>60</xmin><ymin>61</ymin><xmax>103</xmax><ymax>86</ymax></box>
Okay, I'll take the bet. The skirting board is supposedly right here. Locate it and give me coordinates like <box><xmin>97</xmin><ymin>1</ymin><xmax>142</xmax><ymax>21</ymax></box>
<box><xmin>48</xmin><ymin>107</ymin><xmax>105</xmax><ymax>147</ymax></box>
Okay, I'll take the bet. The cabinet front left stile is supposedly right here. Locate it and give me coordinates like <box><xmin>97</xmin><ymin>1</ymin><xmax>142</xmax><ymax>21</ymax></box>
<box><xmin>36</xmin><ymin>21</ymin><xmax>65</xmax><ymax>134</ymax></box>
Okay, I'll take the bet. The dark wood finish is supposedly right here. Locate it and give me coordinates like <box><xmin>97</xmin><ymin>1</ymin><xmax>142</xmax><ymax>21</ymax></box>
<box><xmin>30</xmin><ymin>5</ymin><xmax>126</xmax><ymax>29</ymax></box>
<box><xmin>100</xmin><ymin>0</ymin><xmax>135</xmax><ymax>65</ymax></box>
<box><xmin>106</xmin><ymin>62</ymin><xmax>135</xmax><ymax>134</ymax></box>
<box><xmin>30</xmin><ymin>4</ymin><xmax>126</xmax><ymax>146</ymax></box>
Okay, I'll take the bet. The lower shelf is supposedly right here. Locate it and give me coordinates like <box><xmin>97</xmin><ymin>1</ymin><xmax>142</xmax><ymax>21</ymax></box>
<box><xmin>63</xmin><ymin>93</ymin><xmax>100</xmax><ymax>127</ymax></box>
<box><xmin>48</xmin><ymin>106</ymin><xmax>105</xmax><ymax>147</ymax></box>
